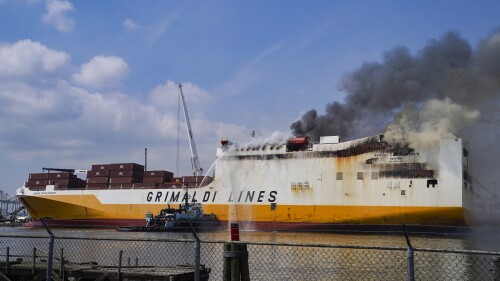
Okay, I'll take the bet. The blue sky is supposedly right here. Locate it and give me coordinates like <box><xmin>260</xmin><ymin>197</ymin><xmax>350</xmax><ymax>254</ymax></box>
<box><xmin>1</xmin><ymin>1</ymin><xmax>499</xmax><ymax>195</ymax></box>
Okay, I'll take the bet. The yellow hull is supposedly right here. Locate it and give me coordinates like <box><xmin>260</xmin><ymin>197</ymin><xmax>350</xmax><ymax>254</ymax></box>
<box><xmin>19</xmin><ymin>194</ymin><xmax>466</xmax><ymax>226</ymax></box>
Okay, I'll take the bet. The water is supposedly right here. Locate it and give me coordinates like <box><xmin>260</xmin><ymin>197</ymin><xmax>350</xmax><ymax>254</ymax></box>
<box><xmin>2</xmin><ymin>226</ymin><xmax>500</xmax><ymax>252</ymax></box>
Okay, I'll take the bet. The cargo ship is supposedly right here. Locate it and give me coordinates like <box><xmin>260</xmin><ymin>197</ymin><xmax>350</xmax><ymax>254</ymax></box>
<box><xmin>15</xmin><ymin>84</ymin><xmax>474</xmax><ymax>230</ymax></box>
<box><xmin>15</xmin><ymin>134</ymin><xmax>474</xmax><ymax>230</ymax></box>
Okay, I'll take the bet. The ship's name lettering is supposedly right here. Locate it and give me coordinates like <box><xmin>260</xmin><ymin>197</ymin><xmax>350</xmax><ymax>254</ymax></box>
<box><xmin>228</xmin><ymin>190</ymin><xmax>277</xmax><ymax>203</ymax></box>
<box><xmin>146</xmin><ymin>190</ymin><xmax>277</xmax><ymax>203</ymax></box>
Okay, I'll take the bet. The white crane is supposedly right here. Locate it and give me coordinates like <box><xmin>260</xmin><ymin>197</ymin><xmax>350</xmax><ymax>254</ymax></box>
<box><xmin>178</xmin><ymin>83</ymin><xmax>203</xmax><ymax>176</ymax></box>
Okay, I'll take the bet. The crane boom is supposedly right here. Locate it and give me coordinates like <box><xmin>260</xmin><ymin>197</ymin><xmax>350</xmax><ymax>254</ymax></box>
<box><xmin>178</xmin><ymin>83</ymin><xmax>203</xmax><ymax>176</ymax></box>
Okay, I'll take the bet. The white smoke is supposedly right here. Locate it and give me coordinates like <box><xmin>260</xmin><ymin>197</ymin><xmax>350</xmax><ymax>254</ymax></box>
<box><xmin>384</xmin><ymin>98</ymin><xmax>480</xmax><ymax>147</ymax></box>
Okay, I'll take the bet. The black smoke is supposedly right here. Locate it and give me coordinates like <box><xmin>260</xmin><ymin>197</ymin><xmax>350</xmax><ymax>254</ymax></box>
<box><xmin>291</xmin><ymin>30</ymin><xmax>500</xmax><ymax>141</ymax></box>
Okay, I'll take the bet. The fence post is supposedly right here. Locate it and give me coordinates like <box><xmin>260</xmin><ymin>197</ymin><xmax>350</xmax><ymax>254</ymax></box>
<box><xmin>492</xmin><ymin>257</ymin><xmax>500</xmax><ymax>281</ymax></box>
<box><xmin>5</xmin><ymin>247</ymin><xmax>9</xmax><ymax>276</ymax></box>
<box><xmin>118</xmin><ymin>250</ymin><xmax>123</xmax><ymax>281</ymax></box>
<box><xmin>223</xmin><ymin>243</ymin><xmax>231</xmax><ymax>281</ymax></box>
<box><xmin>188</xmin><ymin>220</ymin><xmax>201</xmax><ymax>281</ymax></box>
<box><xmin>403</xmin><ymin>224</ymin><xmax>415</xmax><ymax>281</ymax></box>
<box><xmin>60</xmin><ymin>248</ymin><xmax>65</xmax><ymax>281</ymax></box>
<box><xmin>33</xmin><ymin>247</ymin><xmax>37</xmax><ymax>277</ymax></box>
<box><xmin>41</xmin><ymin>219</ymin><xmax>54</xmax><ymax>281</ymax></box>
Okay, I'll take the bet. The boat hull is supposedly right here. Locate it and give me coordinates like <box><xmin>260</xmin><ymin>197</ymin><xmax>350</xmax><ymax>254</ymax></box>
<box><xmin>17</xmin><ymin>136</ymin><xmax>473</xmax><ymax>230</ymax></box>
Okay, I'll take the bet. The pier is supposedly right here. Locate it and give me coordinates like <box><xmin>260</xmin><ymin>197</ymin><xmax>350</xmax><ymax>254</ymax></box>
<box><xmin>0</xmin><ymin>259</ymin><xmax>210</xmax><ymax>281</ymax></box>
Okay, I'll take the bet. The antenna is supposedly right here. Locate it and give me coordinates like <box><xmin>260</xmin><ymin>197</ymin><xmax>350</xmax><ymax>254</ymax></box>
<box><xmin>144</xmin><ymin>148</ymin><xmax>147</xmax><ymax>172</ymax></box>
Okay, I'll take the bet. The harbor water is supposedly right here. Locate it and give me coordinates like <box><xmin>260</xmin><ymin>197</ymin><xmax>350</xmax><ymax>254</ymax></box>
<box><xmin>2</xmin><ymin>225</ymin><xmax>500</xmax><ymax>252</ymax></box>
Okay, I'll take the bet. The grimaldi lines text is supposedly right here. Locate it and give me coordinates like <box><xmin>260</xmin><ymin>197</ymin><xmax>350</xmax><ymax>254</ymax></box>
<box><xmin>15</xmin><ymin>134</ymin><xmax>473</xmax><ymax>229</ymax></box>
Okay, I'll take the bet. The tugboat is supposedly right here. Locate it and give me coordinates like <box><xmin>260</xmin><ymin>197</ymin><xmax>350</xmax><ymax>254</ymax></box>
<box><xmin>117</xmin><ymin>198</ymin><xmax>220</xmax><ymax>232</ymax></box>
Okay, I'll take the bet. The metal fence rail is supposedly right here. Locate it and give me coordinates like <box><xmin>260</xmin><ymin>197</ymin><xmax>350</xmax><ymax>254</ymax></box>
<box><xmin>0</xmin><ymin>234</ymin><xmax>499</xmax><ymax>280</ymax></box>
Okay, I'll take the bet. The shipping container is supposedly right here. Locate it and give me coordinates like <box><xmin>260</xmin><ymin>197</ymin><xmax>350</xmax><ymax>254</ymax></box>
<box><xmin>27</xmin><ymin>179</ymin><xmax>49</xmax><ymax>186</ymax></box>
<box><xmin>87</xmin><ymin>170</ymin><xmax>110</xmax><ymax>177</ymax></box>
<box><xmin>132</xmin><ymin>183</ymin><xmax>159</xmax><ymax>189</ymax></box>
<box><xmin>108</xmin><ymin>184</ymin><xmax>133</xmax><ymax>189</ymax></box>
<box><xmin>29</xmin><ymin>173</ymin><xmax>50</xmax><ymax>180</ymax></box>
<box><xmin>144</xmin><ymin>170</ymin><xmax>174</xmax><ymax>179</ymax></box>
<box><xmin>86</xmin><ymin>183</ymin><xmax>108</xmax><ymax>189</ymax></box>
<box><xmin>161</xmin><ymin>182</ymin><xmax>183</xmax><ymax>189</ymax></box>
<box><xmin>91</xmin><ymin>164</ymin><xmax>113</xmax><ymax>171</ymax></box>
<box><xmin>109</xmin><ymin>163</ymin><xmax>144</xmax><ymax>172</ymax></box>
<box><xmin>47</xmin><ymin>173</ymin><xmax>72</xmax><ymax>179</ymax></box>
<box><xmin>109</xmin><ymin>177</ymin><xmax>142</xmax><ymax>184</ymax></box>
<box><xmin>109</xmin><ymin>170</ymin><xmax>144</xmax><ymax>178</ymax></box>
<box><xmin>142</xmin><ymin>177</ymin><xmax>167</xmax><ymax>184</ymax></box>
<box><xmin>87</xmin><ymin>177</ymin><xmax>109</xmax><ymax>184</ymax></box>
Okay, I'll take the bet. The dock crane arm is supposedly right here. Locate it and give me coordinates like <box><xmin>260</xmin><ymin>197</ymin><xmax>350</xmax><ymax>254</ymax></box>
<box><xmin>178</xmin><ymin>83</ymin><xmax>203</xmax><ymax>176</ymax></box>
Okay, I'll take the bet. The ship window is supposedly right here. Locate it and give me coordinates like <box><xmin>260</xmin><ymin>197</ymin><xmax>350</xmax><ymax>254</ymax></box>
<box><xmin>371</xmin><ymin>172</ymin><xmax>378</xmax><ymax>180</ymax></box>
<box><xmin>463</xmin><ymin>148</ymin><xmax>468</xmax><ymax>157</ymax></box>
<box><xmin>357</xmin><ymin>172</ymin><xmax>363</xmax><ymax>180</ymax></box>
<box><xmin>336</xmin><ymin>172</ymin><xmax>343</xmax><ymax>180</ymax></box>
<box><xmin>427</xmin><ymin>179</ymin><xmax>438</xmax><ymax>188</ymax></box>
<box><xmin>401</xmin><ymin>190</ymin><xmax>406</xmax><ymax>196</ymax></box>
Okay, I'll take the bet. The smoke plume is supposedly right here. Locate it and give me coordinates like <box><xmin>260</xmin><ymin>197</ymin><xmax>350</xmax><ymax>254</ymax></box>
<box><xmin>291</xmin><ymin>30</ymin><xmax>500</xmax><ymax>219</ymax></box>
<box><xmin>291</xmin><ymin>30</ymin><xmax>500</xmax><ymax>142</ymax></box>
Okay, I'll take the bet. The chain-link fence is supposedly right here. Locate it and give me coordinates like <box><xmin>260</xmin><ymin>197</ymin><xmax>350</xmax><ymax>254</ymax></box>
<box><xmin>0</xmin><ymin>233</ymin><xmax>499</xmax><ymax>280</ymax></box>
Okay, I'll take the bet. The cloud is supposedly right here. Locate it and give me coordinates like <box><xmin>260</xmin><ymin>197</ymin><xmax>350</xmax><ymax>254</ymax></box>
<box><xmin>0</xmin><ymin>39</ymin><xmax>69</xmax><ymax>79</ymax></box>
<box><xmin>72</xmin><ymin>56</ymin><xmax>129</xmax><ymax>89</ymax></box>
<box><xmin>0</xmin><ymin>39</ymin><xmax>258</xmax><ymax>195</ymax></box>
<box><xmin>148</xmin><ymin>80</ymin><xmax>210</xmax><ymax>109</ymax></box>
<box><xmin>123</xmin><ymin>19</ymin><xmax>139</xmax><ymax>31</ymax></box>
<box><xmin>42</xmin><ymin>0</ymin><xmax>75</xmax><ymax>32</ymax></box>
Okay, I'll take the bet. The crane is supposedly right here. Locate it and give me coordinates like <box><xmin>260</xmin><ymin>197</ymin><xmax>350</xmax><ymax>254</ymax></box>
<box><xmin>178</xmin><ymin>83</ymin><xmax>203</xmax><ymax>176</ymax></box>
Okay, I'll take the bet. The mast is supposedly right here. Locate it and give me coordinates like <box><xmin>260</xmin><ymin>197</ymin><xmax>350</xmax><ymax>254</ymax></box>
<box><xmin>178</xmin><ymin>83</ymin><xmax>203</xmax><ymax>176</ymax></box>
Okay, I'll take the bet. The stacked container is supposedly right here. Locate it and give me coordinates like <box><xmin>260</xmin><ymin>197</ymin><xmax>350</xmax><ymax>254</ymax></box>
<box><xmin>27</xmin><ymin>172</ymin><xmax>86</xmax><ymax>190</ymax></box>
<box><xmin>87</xmin><ymin>163</ymin><xmax>145</xmax><ymax>189</ymax></box>
<box><xmin>135</xmin><ymin>170</ymin><xmax>174</xmax><ymax>189</ymax></box>
<box><xmin>182</xmin><ymin>176</ymin><xmax>213</xmax><ymax>188</ymax></box>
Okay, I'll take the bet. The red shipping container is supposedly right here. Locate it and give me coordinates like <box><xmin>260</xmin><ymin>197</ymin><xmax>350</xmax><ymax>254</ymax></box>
<box><xmin>27</xmin><ymin>179</ymin><xmax>49</xmax><ymax>186</ymax></box>
<box><xmin>142</xmin><ymin>177</ymin><xmax>166</xmax><ymax>184</ymax></box>
<box><xmin>182</xmin><ymin>176</ymin><xmax>206</xmax><ymax>183</ymax></box>
<box><xmin>47</xmin><ymin>173</ymin><xmax>72</xmax><ymax>179</ymax></box>
<box><xmin>49</xmin><ymin>179</ymin><xmax>70</xmax><ymax>186</ymax></box>
<box><xmin>87</xmin><ymin>177</ymin><xmax>109</xmax><ymax>184</ymax></box>
<box><xmin>29</xmin><ymin>173</ymin><xmax>50</xmax><ymax>180</ymax></box>
<box><xmin>109</xmin><ymin>163</ymin><xmax>144</xmax><ymax>172</ymax></box>
<box><xmin>161</xmin><ymin>182</ymin><xmax>183</xmax><ymax>189</ymax></box>
<box><xmin>109</xmin><ymin>170</ymin><xmax>143</xmax><ymax>178</ymax></box>
<box><xmin>87</xmin><ymin>170</ymin><xmax>109</xmax><ymax>177</ymax></box>
<box><xmin>144</xmin><ymin>170</ymin><xmax>174</xmax><ymax>179</ymax></box>
<box><xmin>86</xmin><ymin>183</ymin><xmax>108</xmax><ymax>189</ymax></box>
<box><xmin>109</xmin><ymin>184</ymin><xmax>132</xmax><ymax>189</ymax></box>
<box><xmin>109</xmin><ymin>177</ymin><xmax>141</xmax><ymax>184</ymax></box>
<box><xmin>91</xmin><ymin>164</ymin><xmax>113</xmax><ymax>171</ymax></box>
